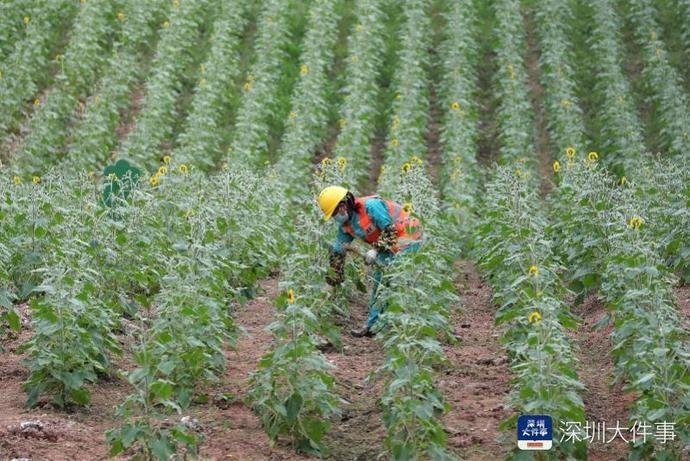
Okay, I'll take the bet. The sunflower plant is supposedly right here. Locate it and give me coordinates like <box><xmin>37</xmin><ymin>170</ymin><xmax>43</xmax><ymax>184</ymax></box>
<box><xmin>474</xmin><ymin>165</ymin><xmax>588</xmax><ymax>459</ymax></box>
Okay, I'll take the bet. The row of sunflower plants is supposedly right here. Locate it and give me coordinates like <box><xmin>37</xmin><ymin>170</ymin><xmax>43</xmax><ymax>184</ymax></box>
<box><xmin>533</xmin><ymin>0</ymin><xmax>587</xmax><ymax>159</ymax></box>
<box><xmin>474</xmin><ymin>164</ymin><xmax>588</xmax><ymax>459</ymax></box>
<box><xmin>0</xmin><ymin>173</ymin><xmax>122</xmax><ymax>408</ymax></box>
<box><xmin>375</xmin><ymin>2</ymin><xmax>459</xmax><ymax>457</ymax></box>
<box><xmin>376</xmin><ymin>158</ymin><xmax>459</xmax><ymax>460</ymax></box>
<box><xmin>548</xmin><ymin>154</ymin><xmax>690</xmax><ymax>459</ymax></box>
<box><xmin>65</xmin><ymin>0</ymin><xmax>169</xmax><ymax>173</ymax></box>
<box><xmin>376</xmin><ymin>0</ymin><xmax>432</xmax><ymax>172</ymax></box>
<box><xmin>681</xmin><ymin>0</ymin><xmax>690</xmax><ymax>59</ymax></box>
<box><xmin>107</xmin><ymin>169</ymin><xmax>268</xmax><ymax>458</ymax></box>
<box><xmin>118</xmin><ymin>0</ymin><xmax>218</xmax><ymax>171</ymax></box>
<box><xmin>228</xmin><ymin>0</ymin><xmax>302</xmax><ymax>168</ymax></box>
<box><xmin>171</xmin><ymin>0</ymin><xmax>253</xmax><ymax>171</ymax></box>
<box><xmin>0</xmin><ymin>0</ymin><xmax>39</xmax><ymax>63</ymax></box>
<box><xmin>272</xmin><ymin>0</ymin><xmax>342</xmax><ymax>190</ymax></box>
<box><xmin>626</xmin><ymin>0</ymin><xmax>690</xmax><ymax>159</ymax></box>
<box><xmin>437</xmin><ymin>0</ymin><xmax>481</xmax><ymax>244</ymax></box>
<box><xmin>330</xmin><ymin>0</ymin><xmax>389</xmax><ymax>190</ymax></box>
<box><xmin>98</xmin><ymin>164</ymin><xmax>284</xmax><ymax>458</ymax></box>
<box><xmin>583</xmin><ymin>0</ymin><xmax>646</xmax><ymax>177</ymax></box>
<box><xmin>246</xmin><ymin>3</ymin><xmax>352</xmax><ymax>451</ymax></box>
<box><xmin>11</xmin><ymin>0</ymin><xmax>123</xmax><ymax>176</ymax></box>
<box><xmin>491</xmin><ymin>0</ymin><xmax>535</xmax><ymax>167</ymax></box>
<box><xmin>0</xmin><ymin>0</ymin><xmax>78</xmax><ymax>139</ymax></box>
<box><xmin>247</xmin><ymin>160</ymin><xmax>350</xmax><ymax>455</ymax></box>
<box><xmin>633</xmin><ymin>157</ymin><xmax>690</xmax><ymax>283</ymax></box>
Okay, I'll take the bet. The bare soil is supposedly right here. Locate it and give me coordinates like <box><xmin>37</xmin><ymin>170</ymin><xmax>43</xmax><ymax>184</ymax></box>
<box><xmin>366</xmin><ymin>132</ymin><xmax>386</xmax><ymax>195</ymax></box>
<box><xmin>424</xmin><ymin>83</ymin><xmax>443</xmax><ymax>190</ymax></box>
<box><xmin>569</xmin><ymin>294</ymin><xmax>635</xmax><ymax>461</ymax></box>
<box><xmin>522</xmin><ymin>8</ymin><xmax>555</xmax><ymax>198</ymax></box>
<box><xmin>442</xmin><ymin>260</ymin><xmax>512</xmax><ymax>460</ymax></box>
<box><xmin>674</xmin><ymin>286</ymin><xmax>690</xmax><ymax>324</ymax></box>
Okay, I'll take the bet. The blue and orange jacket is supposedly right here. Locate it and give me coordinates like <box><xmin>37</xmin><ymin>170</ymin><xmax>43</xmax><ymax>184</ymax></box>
<box><xmin>332</xmin><ymin>195</ymin><xmax>422</xmax><ymax>255</ymax></box>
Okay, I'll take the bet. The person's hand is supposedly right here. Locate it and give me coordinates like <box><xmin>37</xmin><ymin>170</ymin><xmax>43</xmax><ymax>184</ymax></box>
<box><xmin>364</xmin><ymin>249</ymin><xmax>378</xmax><ymax>265</ymax></box>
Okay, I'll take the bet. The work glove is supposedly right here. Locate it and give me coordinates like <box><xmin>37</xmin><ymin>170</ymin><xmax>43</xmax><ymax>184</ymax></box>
<box><xmin>364</xmin><ymin>249</ymin><xmax>378</xmax><ymax>265</ymax></box>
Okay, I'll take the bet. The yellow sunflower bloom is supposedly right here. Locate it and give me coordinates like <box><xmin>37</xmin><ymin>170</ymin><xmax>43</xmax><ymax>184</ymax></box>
<box><xmin>33</xmin><ymin>98</ymin><xmax>40</xmax><ymax>106</ymax></box>
<box><xmin>451</xmin><ymin>101</ymin><xmax>460</xmax><ymax>111</ymax></box>
<box><xmin>553</xmin><ymin>160</ymin><xmax>561</xmax><ymax>173</ymax></box>
<box><xmin>13</xmin><ymin>175</ymin><xmax>21</xmax><ymax>185</ymax></box>
<box><xmin>158</xmin><ymin>166</ymin><xmax>168</xmax><ymax>176</ymax></box>
<box><xmin>149</xmin><ymin>175</ymin><xmax>159</xmax><ymax>186</ymax></box>
<box><xmin>163</xmin><ymin>155</ymin><xmax>172</xmax><ymax>164</ymax></box>
<box><xmin>390</xmin><ymin>138</ymin><xmax>399</xmax><ymax>148</ymax></box>
<box><xmin>528</xmin><ymin>265</ymin><xmax>539</xmax><ymax>277</ymax></box>
<box><xmin>627</xmin><ymin>216</ymin><xmax>644</xmax><ymax>230</ymax></box>
<box><xmin>587</xmin><ymin>151</ymin><xmax>599</xmax><ymax>162</ymax></box>
<box><xmin>619</xmin><ymin>176</ymin><xmax>627</xmax><ymax>186</ymax></box>
<box><xmin>401</xmin><ymin>162</ymin><xmax>412</xmax><ymax>174</ymax></box>
<box><xmin>32</xmin><ymin>176</ymin><xmax>41</xmax><ymax>184</ymax></box>
<box><xmin>23</xmin><ymin>16</ymin><xmax>30</xmax><ymax>25</ymax></box>
<box><xmin>565</xmin><ymin>147</ymin><xmax>576</xmax><ymax>158</ymax></box>
<box><xmin>116</xmin><ymin>12</ymin><xmax>125</xmax><ymax>21</ymax></box>
<box><xmin>336</xmin><ymin>157</ymin><xmax>347</xmax><ymax>171</ymax></box>
<box><xmin>528</xmin><ymin>310</ymin><xmax>542</xmax><ymax>324</ymax></box>
<box><xmin>162</xmin><ymin>20</ymin><xmax>170</xmax><ymax>29</ymax></box>
<box><xmin>287</xmin><ymin>288</ymin><xmax>296</xmax><ymax>304</ymax></box>
<box><xmin>179</xmin><ymin>164</ymin><xmax>189</xmax><ymax>173</ymax></box>
<box><xmin>300</xmin><ymin>64</ymin><xmax>309</xmax><ymax>76</ymax></box>
<box><xmin>321</xmin><ymin>157</ymin><xmax>332</xmax><ymax>167</ymax></box>
<box><xmin>402</xmin><ymin>203</ymin><xmax>413</xmax><ymax>213</ymax></box>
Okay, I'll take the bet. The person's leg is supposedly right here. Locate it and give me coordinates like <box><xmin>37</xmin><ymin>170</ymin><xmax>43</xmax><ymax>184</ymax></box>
<box><xmin>368</xmin><ymin>242</ymin><xmax>422</xmax><ymax>327</ymax></box>
<box><xmin>366</xmin><ymin>269</ymin><xmax>383</xmax><ymax>330</ymax></box>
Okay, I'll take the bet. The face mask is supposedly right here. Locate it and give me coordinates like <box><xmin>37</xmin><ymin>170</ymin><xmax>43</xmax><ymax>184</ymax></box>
<box><xmin>334</xmin><ymin>211</ymin><xmax>349</xmax><ymax>224</ymax></box>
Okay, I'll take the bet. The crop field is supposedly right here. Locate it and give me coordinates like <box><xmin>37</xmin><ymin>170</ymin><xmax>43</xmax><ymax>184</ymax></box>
<box><xmin>0</xmin><ymin>0</ymin><xmax>689</xmax><ymax>460</ymax></box>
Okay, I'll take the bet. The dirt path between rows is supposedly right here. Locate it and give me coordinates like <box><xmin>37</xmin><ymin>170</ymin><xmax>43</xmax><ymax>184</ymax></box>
<box><xmin>522</xmin><ymin>6</ymin><xmax>554</xmax><ymax>198</ymax></box>
<box><xmin>442</xmin><ymin>260</ymin><xmax>512</xmax><ymax>459</ymax></box>
<box><xmin>568</xmin><ymin>294</ymin><xmax>634</xmax><ymax>461</ymax></box>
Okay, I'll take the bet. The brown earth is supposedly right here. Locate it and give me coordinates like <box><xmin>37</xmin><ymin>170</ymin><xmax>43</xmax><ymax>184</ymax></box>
<box><xmin>442</xmin><ymin>260</ymin><xmax>512</xmax><ymax>460</ymax></box>
<box><xmin>568</xmin><ymin>294</ymin><xmax>635</xmax><ymax>461</ymax></box>
<box><xmin>424</xmin><ymin>83</ymin><xmax>443</xmax><ymax>189</ymax></box>
<box><xmin>366</xmin><ymin>132</ymin><xmax>386</xmax><ymax>195</ymax></box>
<box><xmin>674</xmin><ymin>286</ymin><xmax>690</xmax><ymax>324</ymax></box>
<box><xmin>113</xmin><ymin>83</ymin><xmax>145</xmax><ymax>160</ymax></box>
<box><xmin>522</xmin><ymin>7</ymin><xmax>554</xmax><ymax>198</ymax></box>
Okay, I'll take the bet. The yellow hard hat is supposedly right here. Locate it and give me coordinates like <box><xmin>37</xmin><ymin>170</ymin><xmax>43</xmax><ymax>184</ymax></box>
<box><xmin>318</xmin><ymin>186</ymin><xmax>348</xmax><ymax>220</ymax></box>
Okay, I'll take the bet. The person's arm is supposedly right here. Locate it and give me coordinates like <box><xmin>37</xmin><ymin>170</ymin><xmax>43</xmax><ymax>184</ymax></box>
<box><xmin>327</xmin><ymin>228</ymin><xmax>353</xmax><ymax>286</ymax></box>
<box><xmin>366</xmin><ymin>199</ymin><xmax>398</xmax><ymax>254</ymax></box>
